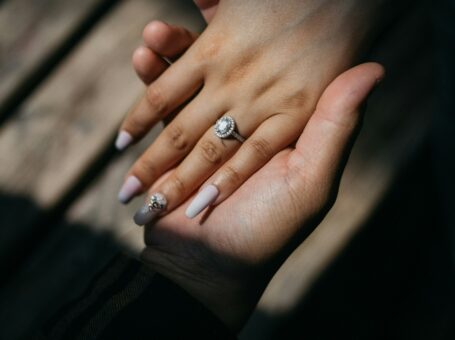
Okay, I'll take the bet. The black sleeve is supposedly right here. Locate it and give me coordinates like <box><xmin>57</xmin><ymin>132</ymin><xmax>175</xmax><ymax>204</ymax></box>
<box><xmin>38</xmin><ymin>253</ymin><xmax>236</xmax><ymax>340</ymax></box>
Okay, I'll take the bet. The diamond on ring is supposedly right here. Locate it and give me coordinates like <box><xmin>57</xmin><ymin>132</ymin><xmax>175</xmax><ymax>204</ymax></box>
<box><xmin>147</xmin><ymin>193</ymin><xmax>167</xmax><ymax>212</ymax></box>
<box><xmin>214</xmin><ymin>116</ymin><xmax>245</xmax><ymax>142</ymax></box>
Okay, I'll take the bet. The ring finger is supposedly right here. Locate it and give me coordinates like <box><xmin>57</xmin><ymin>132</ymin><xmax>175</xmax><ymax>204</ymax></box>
<box><xmin>118</xmin><ymin>89</ymin><xmax>227</xmax><ymax>204</ymax></box>
<box><xmin>132</xmin><ymin>112</ymin><xmax>261</xmax><ymax>225</ymax></box>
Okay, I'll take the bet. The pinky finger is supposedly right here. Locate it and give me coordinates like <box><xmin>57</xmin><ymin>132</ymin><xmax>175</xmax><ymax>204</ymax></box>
<box><xmin>132</xmin><ymin>46</ymin><xmax>170</xmax><ymax>85</ymax></box>
<box><xmin>185</xmin><ymin>115</ymin><xmax>303</xmax><ymax>218</ymax></box>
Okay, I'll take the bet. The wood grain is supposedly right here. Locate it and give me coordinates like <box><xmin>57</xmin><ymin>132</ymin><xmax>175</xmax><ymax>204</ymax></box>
<box><xmin>0</xmin><ymin>0</ymin><xmax>203</xmax><ymax>267</ymax></box>
<box><xmin>0</xmin><ymin>1</ymin><xmax>203</xmax><ymax>338</ymax></box>
<box><xmin>0</xmin><ymin>0</ymin><xmax>111</xmax><ymax>121</ymax></box>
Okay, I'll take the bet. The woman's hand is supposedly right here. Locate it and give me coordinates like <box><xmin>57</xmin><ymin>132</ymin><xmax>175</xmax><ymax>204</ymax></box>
<box><xmin>140</xmin><ymin>62</ymin><xmax>384</xmax><ymax>331</ymax></box>
<box><xmin>117</xmin><ymin>0</ymin><xmax>386</xmax><ymax>224</ymax></box>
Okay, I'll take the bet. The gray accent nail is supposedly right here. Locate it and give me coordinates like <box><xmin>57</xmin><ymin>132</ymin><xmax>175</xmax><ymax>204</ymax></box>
<box><xmin>133</xmin><ymin>204</ymin><xmax>158</xmax><ymax>226</ymax></box>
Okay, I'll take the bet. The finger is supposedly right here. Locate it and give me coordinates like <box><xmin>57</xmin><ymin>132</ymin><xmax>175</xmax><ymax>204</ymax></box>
<box><xmin>287</xmin><ymin>62</ymin><xmax>385</xmax><ymax>204</ymax></box>
<box><xmin>143</xmin><ymin>21</ymin><xmax>199</xmax><ymax>61</ymax></box>
<box><xmin>118</xmin><ymin>93</ymin><xmax>226</xmax><ymax>204</ymax></box>
<box><xmin>116</xmin><ymin>51</ymin><xmax>204</xmax><ymax>150</ymax></box>
<box><xmin>132</xmin><ymin>22</ymin><xmax>198</xmax><ymax>86</ymax></box>
<box><xmin>132</xmin><ymin>115</ymin><xmax>259</xmax><ymax>225</ymax></box>
<box><xmin>185</xmin><ymin>115</ymin><xmax>302</xmax><ymax>218</ymax></box>
<box><xmin>193</xmin><ymin>0</ymin><xmax>219</xmax><ymax>22</ymax></box>
<box><xmin>133</xmin><ymin>133</ymin><xmax>235</xmax><ymax>226</ymax></box>
<box><xmin>132</xmin><ymin>46</ymin><xmax>169</xmax><ymax>85</ymax></box>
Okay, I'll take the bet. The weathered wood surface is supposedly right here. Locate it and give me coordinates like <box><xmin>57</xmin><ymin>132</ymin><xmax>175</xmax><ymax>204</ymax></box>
<box><xmin>0</xmin><ymin>0</ymin><xmax>202</xmax><ymax>269</ymax></box>
<box><xmin>0</xmin><ymin>0</ymin><xmax>203</xmax><ymax>338</ymax></box>
<box><xmin>241</xmin><ymin>3</ymin><xmax>434</xmax><ymax>338</ymax></box>
<box><xmin>0</xmin><ymin>0</ymin><xmax>113</xmax><ymax>122</ymax></box>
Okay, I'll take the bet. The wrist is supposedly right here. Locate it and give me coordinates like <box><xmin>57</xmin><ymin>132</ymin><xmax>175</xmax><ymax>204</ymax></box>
<box><xmin>141</xmin><ymin>245</ymin><xmax>272</xmax><ymax>332</ymax></box>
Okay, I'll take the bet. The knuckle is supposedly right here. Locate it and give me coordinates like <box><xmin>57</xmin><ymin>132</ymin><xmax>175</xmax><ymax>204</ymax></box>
<box><xmin>223</xmin><ymin>51</ymin><xmax>259</xmax><ymax>84</ymax></box>
<box><xmin>199</xmin><ymin>140</ymin><xmax>223</xmax><ymax>165</ymax></box>
<box><xmin>134</xmin><ymin>158</ymin><xmax>157</xmax><ymax>183</ymax></box>
<box><xmin>316</xmin><ymin>107</ymin><xmax>358</xmax><ymax>131</ymax></box>
<box><xmin>281</xmin><ymin>89</ymin><xmax>316</xmax><ymax>114</ymax></box>
<box><xmin>246</xmin><ymin>137</ymin><xmax>273</xmax><ymax>162</ymax></box>
<box><xmin>165</xmin><ymin>174</ymin><xmax>186</xmax><ymax>197</ymax></box>
<box><xmin>146</xmin><ymin>85</ymin><xmax>167</xmax><ymax>117</ymax></box>
<box><xmin>253</xmin><ymin>77</ymin><xmax>278</xmax><ymax>98</ymax></box>
<box><xmin>165</xmin><ymin>124</ymin><xmax>188</xmax><ymax>151</ymax></box>
<box><xmin>127</xmin><ymin>114</ymin><xmax>148</xmax><ymax>136</ymax></box>
<box><xmin>197</xmin><ymin>40</ymin><xmax>221</xmax><ymax>62</ymax></box>
<box><xmin>287</xmin><ymin>90</ymin><xmax>307</xmax><ymax>109</ymax></box>
<box><xmin>194</xmin><ymin>32</ymin><xmax>228</xmax><ymax>65</ymax></box>
<box><xmin>220</xmin><ymin>165</ymin><xmax>242</xmax><ymax>187</ymax></box>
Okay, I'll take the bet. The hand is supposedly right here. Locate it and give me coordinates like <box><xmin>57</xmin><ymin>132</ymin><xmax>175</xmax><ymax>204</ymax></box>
<box><xmin>139</xmin><ymin>62</ymin><xmax>385</xmax><ymax>331</ymax></box>
<box><xmin>117</xmin><ymin>0</ymin><xmax>387</xmax><ymax>224</ymax></box>
<box><xmin>129</xmin><ymin>0</ymin><xmax>219</xmax><ymax>94</ymax></box>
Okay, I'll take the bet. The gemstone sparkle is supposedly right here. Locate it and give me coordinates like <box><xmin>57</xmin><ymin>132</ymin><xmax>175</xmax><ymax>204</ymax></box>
<box><xmin>214</xmin><ymin>116</ymin><xmax>235</xmax><ymax>138</ymax></box>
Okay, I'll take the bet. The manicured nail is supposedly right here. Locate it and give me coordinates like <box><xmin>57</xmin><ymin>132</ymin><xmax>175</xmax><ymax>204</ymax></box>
<box><xmin>185</xmin><ymin>185</ymin><xmax>219</xmax><ymax>219</ymax></box>
<box><xmin>133</xmin><ymin>193</ymin><xmax>167</xmax><ymax>226</ymax></box>
<box><xmin>133</xmin><ymin>204</ymin><xmax>158</xmax><ymax>226</ymax></box>
<box><xmin>115</xmin><ymin>130</ymin><xmax>133</xmax><ymax>151</ymax></box>
<box><xmin>118</xmin><ymin>176</ymin><xmax>142</xmax><ymax>204</ymax></box>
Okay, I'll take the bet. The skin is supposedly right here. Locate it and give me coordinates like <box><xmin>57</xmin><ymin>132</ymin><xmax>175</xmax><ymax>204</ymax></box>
<box><xmin>118</xmin><ymin>0</ymin><xmax>389</xmax><ymax>220</ymax></box>
<box><xmin>143</xmin><ymin>64</ymin><xmax>384</xmax><ymax>331</ymax></box>
<box><xmin>131</xmin><ymin>26</ymin><xmax>384</xmax><ymax>330</ymax></box>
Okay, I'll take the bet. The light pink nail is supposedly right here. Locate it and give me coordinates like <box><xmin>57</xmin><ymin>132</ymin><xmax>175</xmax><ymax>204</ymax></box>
<box><xmin>115</xmin><ymin>130</ymin><xmax>133</xmax><ymax>151</ymax></box>
<box><xmin>185</xmin><ymin>185</ymin><xmax>219</xmax><ymax>219</ymax></box>
<box><xmin>118</xmin><ymin>176</ymin><xmax>142</xmax><ymax>204</ymax></box>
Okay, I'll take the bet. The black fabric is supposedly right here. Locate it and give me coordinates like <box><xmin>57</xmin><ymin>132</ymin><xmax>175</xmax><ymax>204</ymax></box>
<box><xmin>39</xmin><ymin>254</ymin><xmax>235</xmax><ymax>340</ymax></box>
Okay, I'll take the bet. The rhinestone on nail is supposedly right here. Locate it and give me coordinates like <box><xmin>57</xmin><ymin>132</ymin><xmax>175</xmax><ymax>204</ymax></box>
<box><xmin>147</xmin><ymin>193</ymin><xmax>167</xmax><ymax>212</ymax></box>
<box><xmin>214</xmin><ymin>116</ymin><xmax>235</xmax><ymax>138</ymax></box>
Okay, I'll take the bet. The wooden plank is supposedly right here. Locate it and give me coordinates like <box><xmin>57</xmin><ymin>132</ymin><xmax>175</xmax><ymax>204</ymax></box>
<box><xmin>63</xmin><ymin>5</ymin><xmax>205</xmax><ymax>255</ymax></box>
<box><xmin>0</xmin><ymin>0</ymin><xmax>203</xmax><ymax>269</ymax></box>
<box><xmin>62</xmin><ymin>130</ymin><xmax>160</xmax><ymax>256</ymax></box>
<box><xmin>0</xmin><ymin>0</ymin><xmax>116</xmax><ymax>123</ymax></box>
<box><xmin>0</xmin><ymin>139</ymin><xmax>153</xmax><ymax>339</ymax></box>
<box><xmin>0</xmin><ymin>1</ymin><xmax>203</xmax><ymax>338</ymax></box>
<box><xmin>241</xmin><ymin>3</ymin><xmax>435</xmax><ymax>339</ymax></box>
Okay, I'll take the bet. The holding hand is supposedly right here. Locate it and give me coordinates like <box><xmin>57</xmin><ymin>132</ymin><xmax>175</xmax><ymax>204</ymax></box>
<box><xmin>139</xmin><ymin>60</ymin><xmax>384</xmax><ymax>330</ymax></box>
<box><xmin>117</xmin><ymin>0</ymin><xmax>383</xmax><ymax>225</ymax></box>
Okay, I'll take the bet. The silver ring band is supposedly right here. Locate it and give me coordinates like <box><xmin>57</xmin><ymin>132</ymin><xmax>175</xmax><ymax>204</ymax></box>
<box><xmin>230</xmin><ymin>131</ymin><xmax>245</xmax><ymax>143</ymax></box>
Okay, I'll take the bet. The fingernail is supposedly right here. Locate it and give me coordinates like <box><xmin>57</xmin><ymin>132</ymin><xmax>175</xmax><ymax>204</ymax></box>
<box><xmin>118</xmin><ymin>176</ymin><xmax>142</xmax><ymax>204</ymax></box>
<box><xmin>133</xmin><ymin>204</ymin><xmax>158</xmax><ymax>226</ymax></box>
<box><xmin>115</xmin><ymin>130</ymin><xmax>133</xmax><ymax>151</ymax></box>
<box><xmin>185</xmin><ymin>185</ymin><xmax>219</xmax><ymax>219</ymax></box>
<box><xmin>133</xmin><ymin>193</ymin><xmax>167</xmax><ymax>226</ymax></box>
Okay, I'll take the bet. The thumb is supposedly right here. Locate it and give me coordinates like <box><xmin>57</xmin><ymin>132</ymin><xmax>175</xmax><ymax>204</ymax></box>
<box><xmin>287</xmin><ymin>62</ymin><xmax>385</xmax><ymax>199</ymax></box>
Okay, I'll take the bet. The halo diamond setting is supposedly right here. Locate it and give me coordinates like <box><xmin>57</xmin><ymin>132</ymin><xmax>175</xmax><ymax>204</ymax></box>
<box><xmin>214</xmin><ymin>116</ymin><xmax>236</xmax><ymax>139</ymax></box>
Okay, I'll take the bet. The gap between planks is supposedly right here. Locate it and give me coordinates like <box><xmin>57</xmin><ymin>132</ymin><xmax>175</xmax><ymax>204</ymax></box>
<box><xmin>0</xmin><ymin>0</ymin><xmax>204</xmax><ymax>281</ymax></box>
<box><xmin>0</xmin><ymin>0</ymin><xmax>122</xmax><ymax>126</ymax></box>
